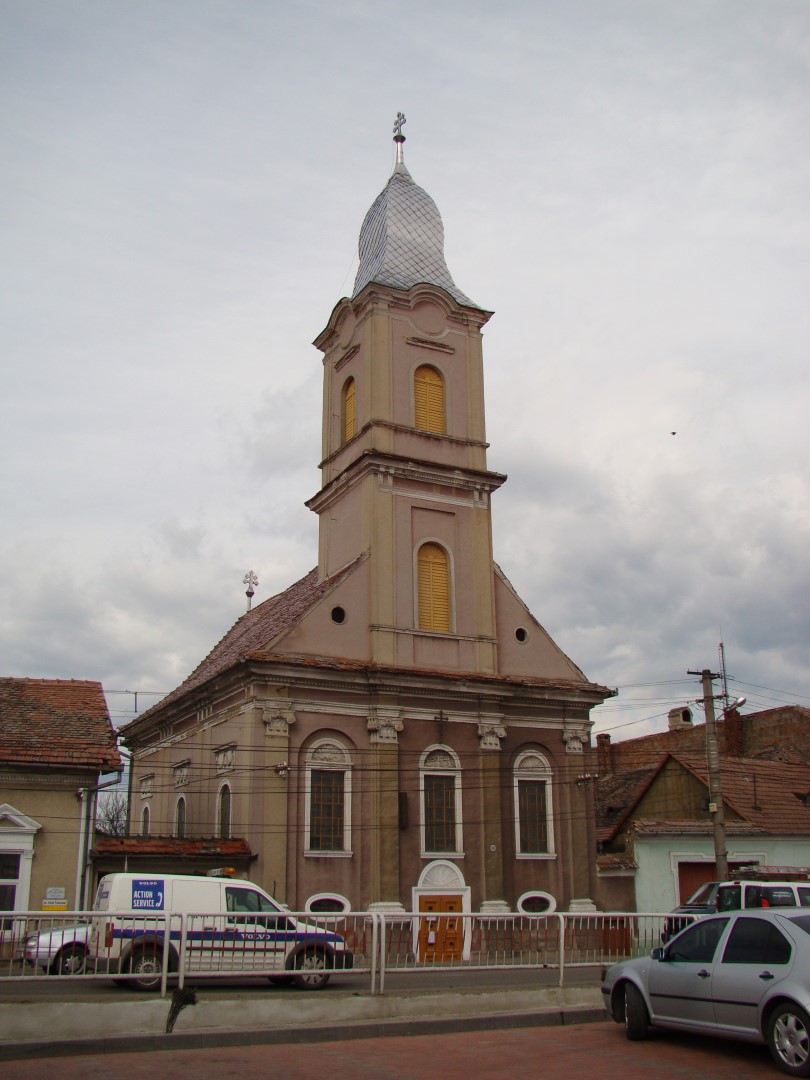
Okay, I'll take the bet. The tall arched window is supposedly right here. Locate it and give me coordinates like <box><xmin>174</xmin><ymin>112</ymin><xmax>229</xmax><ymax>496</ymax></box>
<box><xmin>175</xmin><ymin>796</ymin><xmax>186</xmax><ymax>839</ymax></box>
<box><xmin>342</xmin><ymin>377</ymin><xmax>356</xmax><ymax>443</ymax></box>
<box><xmin>420</xmin><ymin>746</ymin><xmax>462</xmax><ymax>855</ymax></box>
<box><xmin>414</xmin><ymin>365</ymin><xmax>445</xmax><ymax>434</ymax></box>
<box><xmin>140</xmin><ymin>805</ymin><xmax>150</xmax><ymax>838</ymax></box>
<box><xmin>218</xmin><ymin>784</ymin><xmax>231</xmax><ymax>840</ymax></box>
<box><xmin>417</xmin><ymin>542</ymin><xmax>450</xmax><ymax>632</ymax></box>
<box><xmin>305</xmin><ymin>740</ymin><xmax>352</xmax><ymax>854</ymax></box>
<box><xmin>513</xmin><ymin>750</ymin><xmax>555</xmax><ymax>857</ymax></box>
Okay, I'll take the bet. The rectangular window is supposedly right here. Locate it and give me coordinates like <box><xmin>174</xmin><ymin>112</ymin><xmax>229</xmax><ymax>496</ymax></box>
<box><xmin>518</xmin><ymin>780</ymin><xmax>548</xmax><ymax>854</ymax></box>
<box><xmin>310</xmin><ymin>770</ymin><xmax>345</xmax><ymax>851</ymax></box>
<box><xmin>424</xmin><ymin>774</ymin><xmax>456</xmax><ymax>852</ymax></box>
<box><xmin>0</xmin><ymin>854</ymin><xmax>21</xmax><ymax>931</ymax></box>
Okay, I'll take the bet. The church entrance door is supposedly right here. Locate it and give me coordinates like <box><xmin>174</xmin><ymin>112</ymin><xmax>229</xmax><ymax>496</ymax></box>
<box><xmin>417</xmin><ymin>894</ymin><xmax>463</xmax><ymax>962</ymax></box>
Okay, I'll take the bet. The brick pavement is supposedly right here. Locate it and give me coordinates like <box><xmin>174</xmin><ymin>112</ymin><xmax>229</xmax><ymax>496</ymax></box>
<box><xmin>0</xmin><ymin>1022</ymin><xmax>777</xmax><ymax>1079</ymax></box>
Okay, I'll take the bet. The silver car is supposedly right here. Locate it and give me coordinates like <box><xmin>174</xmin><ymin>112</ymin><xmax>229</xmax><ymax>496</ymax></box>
<box><xmin>602</xmin><ymin>909</ymin><xmax>810</xmax><ymax>1076</ymax></box>
<box><xmin>23</xmin><ymin>922</ymin><xmax>89</xmax><ymax>975</ymax></box>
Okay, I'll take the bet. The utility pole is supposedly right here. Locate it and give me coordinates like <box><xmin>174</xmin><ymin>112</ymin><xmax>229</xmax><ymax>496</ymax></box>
<box><xmin>688</xmin><ymin>668</ymin><xmax>728</xmax><ymax>880</ymax></box>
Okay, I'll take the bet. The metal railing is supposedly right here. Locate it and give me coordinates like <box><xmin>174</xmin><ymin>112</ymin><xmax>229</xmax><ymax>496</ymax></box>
<box><xmin>1</xmin><ymin>909</ymin><xmax>694</xmax><ymax>995</ymax></box>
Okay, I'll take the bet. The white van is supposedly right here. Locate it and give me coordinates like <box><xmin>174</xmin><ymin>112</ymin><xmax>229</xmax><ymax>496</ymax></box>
<box><xmin>89</xmin><ymin>872</ymin><xmax>353</xmax><ymax>990</ymax></box>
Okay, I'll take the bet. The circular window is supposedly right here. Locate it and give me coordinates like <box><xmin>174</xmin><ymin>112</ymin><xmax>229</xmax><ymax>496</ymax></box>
<box><xmin>516</xmin><ymin>891</ymin><xmax>556</xmax><ymax>915</ymax></box>
<box><xmin>304</xmin><ymin>893</ymin><xmax>351</xmax><ymax>914</ymax></box>
<box><xmin>515</xmin><ymin>627</ymin><xmax>528</xmax><ymax>643</ymax></box>
<box><xmin>331</xmin><ymin>606</ymin><xmax>346</xmax><ymax>624</ymax></box>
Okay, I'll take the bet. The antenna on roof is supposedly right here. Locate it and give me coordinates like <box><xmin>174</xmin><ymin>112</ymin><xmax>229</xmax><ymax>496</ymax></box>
<box><xmin>243</xmin><ymin>570</ymin><xmax>259</xmax><ymax>612</ymax></box>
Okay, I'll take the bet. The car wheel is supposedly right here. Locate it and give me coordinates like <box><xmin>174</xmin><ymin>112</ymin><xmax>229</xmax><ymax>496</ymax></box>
<box><xmin>292</xmin><ymin>948</ymin><xmax>331</xmax><ymax>990</ymax></box>
<box><xmin>624</xmin><ymin>982</ymin><xmax>649</xmax><ymax>1041</ymax></box>
<box><xmin>129</xmin><ymin>949</ymin><xmax>163</xmax><ymax>991</ymax></box>
<box><xmin>768</xmin><ymin>1003</ymin><xmax>810</xmax><ymax>1076</ymax></box>
<box><xmin>50</xmin><ymin>944</ymin><xmax>87</xmax><ymax>976</ymax></box>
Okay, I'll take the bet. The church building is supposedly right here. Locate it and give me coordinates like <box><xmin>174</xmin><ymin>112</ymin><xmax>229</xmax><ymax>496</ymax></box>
<box><xmin>120</xmin><ymin>120</ymin><xmax>613</xmax><ymax>919</ymax></box>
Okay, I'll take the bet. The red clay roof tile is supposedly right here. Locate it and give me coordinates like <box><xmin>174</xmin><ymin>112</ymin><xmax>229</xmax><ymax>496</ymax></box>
<box><xmin>0</xmin><ymin>677</ymin><xmax>120</xmax><ymax>772</ymax></box>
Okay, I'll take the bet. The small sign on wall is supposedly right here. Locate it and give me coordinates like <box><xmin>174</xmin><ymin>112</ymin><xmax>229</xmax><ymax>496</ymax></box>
<box><xmin>42</xmin><ymin>886</ymin><xmax>67</xmax><ymax>911</ymax></box>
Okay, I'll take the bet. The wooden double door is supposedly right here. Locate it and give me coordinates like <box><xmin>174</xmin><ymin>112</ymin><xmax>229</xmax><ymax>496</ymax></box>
<box><xmin>418</xmin><ymin>894</ymin><xmax>463</xmax><ymax>962</ymax></box>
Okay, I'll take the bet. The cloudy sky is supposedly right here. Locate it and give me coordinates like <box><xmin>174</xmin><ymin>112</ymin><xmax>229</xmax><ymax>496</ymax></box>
<box><xmin>3</xmin><ymin>0</ymin><xmax>808</xmax><ymax>740</ymax></box>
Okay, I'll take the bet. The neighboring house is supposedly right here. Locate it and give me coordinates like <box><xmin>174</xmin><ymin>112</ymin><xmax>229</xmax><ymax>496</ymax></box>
<box><xmin>119</xmin><ymin>123</ymin><xmax>613</xmax><ymax>926</ymax></box>
<box><xmin>0</xmin><ymin>678</ymin><xmax>120</xmax><ymax>934</ymax></box>
<box><xmin>596</xmin><ymin>750</ymin><xmax>810</xmax><ymax>911</ymax></box>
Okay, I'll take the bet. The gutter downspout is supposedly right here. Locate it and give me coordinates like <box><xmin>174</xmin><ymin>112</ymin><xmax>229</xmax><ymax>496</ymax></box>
<box><xmin>75</xmin><ymin>770</ymin><xmax>124</xmax><ymax>909</ymax></box>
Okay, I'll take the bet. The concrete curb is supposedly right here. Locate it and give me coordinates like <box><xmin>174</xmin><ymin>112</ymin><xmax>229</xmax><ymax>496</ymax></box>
<box><xmin>0</xmin><ymin>987</ymin><xmax>607</xmax><ymax>1060</ymax></box>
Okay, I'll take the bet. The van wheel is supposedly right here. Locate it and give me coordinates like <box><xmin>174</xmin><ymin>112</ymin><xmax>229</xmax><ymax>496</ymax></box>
<box><xmin>130</xmin><ymin>950</ymin><xmax>163</xmax><ymax>991</ymax></box>
<box><xmin>292</xmin><ymin>949</ymin><xmax>330</xmax><ymax>990</ymax></box>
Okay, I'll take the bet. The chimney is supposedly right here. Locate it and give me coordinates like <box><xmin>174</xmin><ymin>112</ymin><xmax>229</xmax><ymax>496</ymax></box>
<box><xmin>597</xmin><ymin>732</ymin><xmax>613</xmax><ymax>776</ymax></box>
<box><xmin>668</xmin><ymin>706</ymin><xmax>694</xmax><ymax>731</ymax></box>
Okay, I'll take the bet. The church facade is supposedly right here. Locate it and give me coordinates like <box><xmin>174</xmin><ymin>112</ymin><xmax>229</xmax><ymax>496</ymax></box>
<box><xmin>121</xmin><ymin>122</ymin><xmax>612</xmax><ymax>917</ymax></box>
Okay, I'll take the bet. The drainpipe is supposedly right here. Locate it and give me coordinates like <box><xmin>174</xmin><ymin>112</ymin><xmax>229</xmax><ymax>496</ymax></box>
<box><xmin>75</xmin><ymin>771</ymin><xmax>124</xmax><ymax>909</ymax></box>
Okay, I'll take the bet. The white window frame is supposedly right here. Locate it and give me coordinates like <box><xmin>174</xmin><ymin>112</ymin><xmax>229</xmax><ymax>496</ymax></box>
<box><xmin>304</xmin><ymin>892</ymin><xmax>352</xmax><ymax>914</ymax></box>
<box><xmin>419</xmin><ymin>745</ymin><xmax>463</xmax><ymax>858</ymax></box>
<box><xmin>304</xmin><ymin>739</ymin><xmax>352</xmax><ymax>857</ymax></box>
<box><xmin>0</xmin><ymin>806</ymin><xmax>40</xmax><ymax>938</ymax></box>
<box><xmin>174</xmin><ymin>795</ymin><xmax>187</xmax><ymax>839</ymax></box>
<box><xmin>217</xmin><ymin>781</ymin><xmax>232</xmax><ymax>840</ymax></box>
<box><xmin>513</xmin><ymin>750</ymin><xmax>555</xmax><ymax>859</ymax></box>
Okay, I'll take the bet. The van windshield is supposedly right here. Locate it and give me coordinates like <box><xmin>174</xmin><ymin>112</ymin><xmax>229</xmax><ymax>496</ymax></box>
<box><xmin>687</xmin><ymin>882</ymin><xmax>718</xmax><ymax>906</ymax></box>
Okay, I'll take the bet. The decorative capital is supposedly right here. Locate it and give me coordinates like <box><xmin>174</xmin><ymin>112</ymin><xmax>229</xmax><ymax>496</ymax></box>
<box><xmin>562</xmin><ymin>726</ymin><xmax>589</xmax><ymax>754</ymax></box>
<box><xmin>264</xmin><ymin>710</ymin><xmax>296</xmax><ymax>737</ymax></box>
<box><xmin>368</xmin><ymin>713</ymin><xmax>404</xmax><ymax>744</ymax></box>
<box><xmin>478</xmin><ymin>722</ymin><xmax>506</xmax><ymax>751</ymax></box>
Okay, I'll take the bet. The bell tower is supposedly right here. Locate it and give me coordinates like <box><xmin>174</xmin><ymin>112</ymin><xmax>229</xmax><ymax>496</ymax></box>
<box><xmin>308</xmin><ymin>116</ymin><xmax>506</xmax><ymax>674</ymax></box>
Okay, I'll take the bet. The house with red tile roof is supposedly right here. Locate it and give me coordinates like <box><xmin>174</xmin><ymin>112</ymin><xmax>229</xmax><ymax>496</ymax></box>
<box><xmin>120</xmin><ymin>124</ymin><xmax>614</xmax><ymax>923</ymax></box>
<box><xmin>595</xmin><ymin>749</ymin><xmax>810</xmax><ymax>912</ymax></box>
<box><xmin>0</xmin><ymin>677</ymin><xmax>120</xmax><ymax>925</ymax></box>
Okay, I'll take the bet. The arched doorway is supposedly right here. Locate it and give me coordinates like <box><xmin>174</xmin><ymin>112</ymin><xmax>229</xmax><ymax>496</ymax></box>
<box><xmin>412</xmin><ymin>860</ymin><xmax>471</xmax><ymax>962</ymax></box>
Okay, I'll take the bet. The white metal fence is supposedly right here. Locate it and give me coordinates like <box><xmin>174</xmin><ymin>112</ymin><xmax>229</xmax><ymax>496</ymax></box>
<box><xmin>0</xmin><ymin>909</ymin><xmax>694</xmax><ymax>996</ymax></box>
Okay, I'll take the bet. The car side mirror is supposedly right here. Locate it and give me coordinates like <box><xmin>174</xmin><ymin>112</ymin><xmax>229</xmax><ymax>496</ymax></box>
<box><xmin>651</xmin><ymin>947</ymin><xmax>665</xmax><ymax>961</ymax></box>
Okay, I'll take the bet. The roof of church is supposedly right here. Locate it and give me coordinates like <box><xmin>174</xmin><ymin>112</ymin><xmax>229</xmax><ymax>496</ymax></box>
<box><xmin>352</xmin><ymin>126</ymin><xmax>478</xmax><ymax>308</ymax></box>
<box><xmin>127</xmin><ymin>560</ymin><xmax>363</xmax><ymax>726</ymax></box>
<box><xmin>0</xmin><ymin>677</ymin><xmax>120</xmax><ymax>772</ymax></box>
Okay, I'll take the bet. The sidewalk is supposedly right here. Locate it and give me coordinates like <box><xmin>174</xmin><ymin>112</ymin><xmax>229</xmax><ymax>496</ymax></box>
<box><xmin>0</xmin><ymin>982</ymin><xmax>605</xmax><ymax>1060</ymax></box>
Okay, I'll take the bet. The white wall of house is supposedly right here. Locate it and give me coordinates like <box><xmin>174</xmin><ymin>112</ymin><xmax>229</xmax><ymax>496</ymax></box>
<box><xmin>634</xmin><ymin>836</ymin><xmax>810</xmax><ymax>912</ymax></box>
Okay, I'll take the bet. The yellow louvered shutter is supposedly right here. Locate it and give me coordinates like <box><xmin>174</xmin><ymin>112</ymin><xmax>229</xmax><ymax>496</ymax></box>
<box><xmin>414</xmin><ymin>366</ymin><xmax>445</xmax><ymax>434</ymax></box>
<box><xmin>343</xmin><ymin>378</ymin><xmax>356</xmax><ymax>443</ymax></box>
<box><xmin>418</xmin><ymin>543</ymin><xmax>450</xmax><ymax>632</ymax></box>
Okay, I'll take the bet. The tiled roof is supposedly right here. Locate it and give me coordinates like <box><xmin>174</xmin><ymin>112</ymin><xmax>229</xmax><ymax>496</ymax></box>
<box><xmin>597</xmin><ymin>750</ymin><xmax>810</xmax><ymax>843</ymax></box>
<box><xmin>127</xmin><ymin>554</ymin><xmax>612</xmax><ymax>735</ymax></box>
<box><xmin>0</xmin><ymin>677</ymin><xmax>120</xmax><ymax>771</ymax></box>
<box><xmin>596</xmin><ymin>851</ymin><xmax>638</xmax><ymax>871</ymax></box>
<box><xmin>674</xmin><ymin>752</ymin><xmax>810</xmax><ymax>836</ymax></box>
<box><xmin>92</xmin><ymin>836</ymin><xmax>253</xmax><ymax>859</ymax></box>
<box><xmin>595</xmin><ymin>766</ymin><xmax>659</xmax><ymax>835</ymax></box>
<box><xmin>632</xmin><ymin>819</ymin><xmax>765</xmax><ymax>836</ymax></box>
<box><xmin>128</xmin><ymin>561</ymin><xmax>363</xmax><ymax>727</ymax></box>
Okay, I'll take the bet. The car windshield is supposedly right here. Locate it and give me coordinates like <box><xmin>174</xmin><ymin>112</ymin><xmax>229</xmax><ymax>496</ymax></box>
<box><xmin>686</xmin><ymin>882</ymin><xmax>717</xmax><ymax>905</ymax></box>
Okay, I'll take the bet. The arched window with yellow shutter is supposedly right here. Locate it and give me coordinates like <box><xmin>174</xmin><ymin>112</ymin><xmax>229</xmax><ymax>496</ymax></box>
<box><xmin>342</xmin><ymin>377</ymin><xmax>356</xmax><ymax>443</ymax></box>
<box><xmin>414</xmin><ymin>365</ymin><xmax>445</xmax><ymax>434</ymax></box>
<box><xmin>417</xmin><ymin>542</ymin><xmax>451</xmax><ymax>632</ymax></box>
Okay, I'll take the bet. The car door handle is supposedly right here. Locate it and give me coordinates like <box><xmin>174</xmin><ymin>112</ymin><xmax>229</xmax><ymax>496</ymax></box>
<box><xmin>759</xmin><ymin>971</ymin><xmax>775</xmax><ymax>981</ymax></box>
<box><xmin>697</xmin><ymin>969</ymin><xmax>711</xmax><ymax>979</ymax></box>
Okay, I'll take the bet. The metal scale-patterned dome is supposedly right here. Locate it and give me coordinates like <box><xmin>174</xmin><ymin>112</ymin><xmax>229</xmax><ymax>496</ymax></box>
<box><xmin>352</xmin><ymin>115</ymin><xmax>478</xmax><ymax>308</ymax></box>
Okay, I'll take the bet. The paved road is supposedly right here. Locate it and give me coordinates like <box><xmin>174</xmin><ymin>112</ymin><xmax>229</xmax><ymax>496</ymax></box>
<box><xmin>0</xmin><ymin>965</ymin><xmax>598</xmax><ymax>1001</ymax></box>
<box><xmin>0</xmin><ymin>1022</ymin><xmax>777</xmax><ymax>1079</ymax></box>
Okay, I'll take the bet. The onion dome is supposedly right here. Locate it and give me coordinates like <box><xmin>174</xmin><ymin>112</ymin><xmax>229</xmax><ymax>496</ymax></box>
<box><xmin>351</xmin><ymin>114</ymin><xmax>478</xmax><ymax>308</ymax></box>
